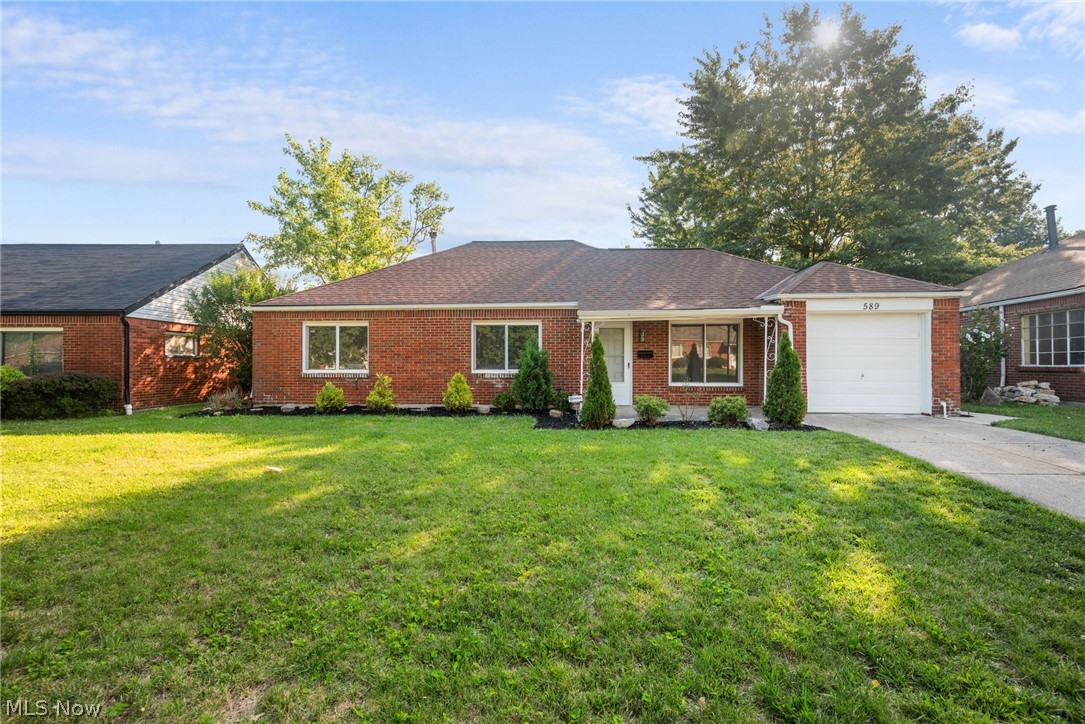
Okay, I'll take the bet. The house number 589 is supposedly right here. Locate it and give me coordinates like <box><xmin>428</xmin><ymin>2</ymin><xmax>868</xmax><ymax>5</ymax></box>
<box><xmin>862</xmin><ymin>302</ymin><xmax>880</xmax><ymax>310</ymax></box>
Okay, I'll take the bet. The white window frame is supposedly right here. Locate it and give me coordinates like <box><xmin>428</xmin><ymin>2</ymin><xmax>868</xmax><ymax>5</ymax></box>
<box><xmin>302</xmin><ymin>322</ymin><xmax>370</xmax><ymax>375</ymax></box>
<box><xmin>164</xmin><ymin>333</ymin><xmax>199</xmax><ymax>358</ymax></box>
<box><xmin>667</xmin><ymin>321</ymin><xmax>743</xmax><ymax>387</ymax></box>
<box><xmin>1021</xmin><ymin>309</ymin><xmax>1085</xmax><ymax>367</ymax></box>
<box><xmin>471</xmin><ymin>321</ymin><xmax>542</xmax><ymax>374</ymax></box>
<box><xmin>0</xmin><ymin>327</ymin><xmax>65</xmax><ymax>374</ymax></box>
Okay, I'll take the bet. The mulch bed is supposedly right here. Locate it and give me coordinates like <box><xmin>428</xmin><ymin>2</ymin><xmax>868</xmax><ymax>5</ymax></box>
<box><xmin>182</xmin><ymin>405</ymin><xmax>822</xmax><ymax>431</ymax></box>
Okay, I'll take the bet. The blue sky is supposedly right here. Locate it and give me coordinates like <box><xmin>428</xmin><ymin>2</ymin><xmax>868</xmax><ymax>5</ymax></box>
<box><xmin>3</xmin><ymin>2</ymin><xmax>1083</xmax><ymax>261</ymax></box>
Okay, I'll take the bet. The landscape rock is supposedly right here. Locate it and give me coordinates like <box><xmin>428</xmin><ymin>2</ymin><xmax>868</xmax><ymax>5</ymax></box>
<box><xmin>991</xmin><ymin>380</ymin><xmax>1060</xmax><ymax>406</ymax></box>
<box><xmin>476</xmin><ymin>405</ymin><xmax>491</xmax><ymax>415</ymax></box>
<box><xmin>979</xmin><ymin>387</ymin><xmax>1003</xmax><ymax>405</ymax></box>
<box><xmin>281</xmin><ymin>404</ymin><xmax>298</xmax><ymax>413</ymax></box>
<box><xmin>746</xmin><ymin>417</ymin><xmax>770</xmax><ymax>431</ymax></box>
<box><xmin>612</xmin><ymin>418</ymin><xmax>635</xmax><ymax>429</ymax></box>
<box><xmin>549</xmin><ymin>409</ymin><xmax>564</xmax><ymax>419</ymax></box>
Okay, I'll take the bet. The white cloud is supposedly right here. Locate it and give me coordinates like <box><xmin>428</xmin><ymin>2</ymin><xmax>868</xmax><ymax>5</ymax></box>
<box><xmin>1020</xmin><ymin>2</ymin><xmax>1085</xmax><ymax>60</ymax></box>
<box><xmin>956</xmin><ymin>22</ymin><xmax>1022</xmax><ymax>52</ymax></box>
<box><xmin>928</xmin><ymin>73</ymin><xmax>1084</xmax><ymax>137</ymax></box>
<box><xmin>563</xmin><ymin>75</ymin><xmax>687</xmax><ymax>140</ymax></box>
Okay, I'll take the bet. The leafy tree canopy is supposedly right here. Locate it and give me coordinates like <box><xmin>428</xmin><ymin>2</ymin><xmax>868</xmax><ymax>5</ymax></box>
<box><xmin>185</xmin><ymin>267</ymin><xmax>295</xmax><ymax>391</ymax></box>
<box><xmin>248</xmin><ymin>135</ymin><xmax>452</xmax><ymax>285</ymax></box>
<box><xmin>630</xmin><ymin>4</ymin><xmax>1048</xmax><ymax>284</ymax></box>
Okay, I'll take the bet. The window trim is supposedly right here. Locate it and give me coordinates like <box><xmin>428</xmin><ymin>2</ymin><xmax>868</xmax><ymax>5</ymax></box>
<box><xmin>0</xmin><ymin>328</ymin><xmax>65</xmax><ymax>374</ymax></box>
<box><xmin>302</xmin><ymin>321</ymin><xmax>370</xmax><ymax>375</ymax></box>
<box><xmin>667</xmin><ymin>321</ymin><xmax>743</xmax><ymax>387</ymax></box>
<box><xmin>1020</xmin><ymin>309</ymin><xmax>1085</xmax><ymax>368</ymax></box>
<box><xmin>164</xmin><ymin>333</ymin><xmax>199</xmax><ymax>358</ymax></box>
<box><xmin>471</xmin><ymin>321</ymin><xmax>543</xmax><ymax>374</ymax></box>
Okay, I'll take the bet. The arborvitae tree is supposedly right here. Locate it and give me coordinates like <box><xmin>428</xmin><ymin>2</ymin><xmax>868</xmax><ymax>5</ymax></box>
<box><xmin>442</xmin><ymin>372</ymin><xmax>474</xmax><ymax>412</ymax></box>
<box><xmin>581</xmin><ymin>333</ymin><xmax>616</xmax><ymax>429</ymax></box>
<box><xmin>764</xmin><ymin>332</ymin><xmax>806</xmax><ymax>426</ymax></box>
<box><xmin>510</xmin><ymin>340</ymin><xmax>554</xmax><ymax>412</ymax></box>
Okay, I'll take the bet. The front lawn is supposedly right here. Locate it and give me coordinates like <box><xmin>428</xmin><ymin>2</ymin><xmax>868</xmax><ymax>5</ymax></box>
<box><xmin>963</xmin><ymin>401</ymin><xmax>1085</xmax><ymax>442</ymax></box>
<box><xmin>2</xmin><ymin>412</ymin><xmax>1083</xmax><ymax>721</ymax></box>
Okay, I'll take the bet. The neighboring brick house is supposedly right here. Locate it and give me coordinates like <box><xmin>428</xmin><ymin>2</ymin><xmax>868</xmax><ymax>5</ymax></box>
<box><xmin>1</xmin><ymin>243</ymin><xmax>256</xmax><ymax>411</ymax></box>
<box><xmin>252</xmin><ymin>240</ymin><xmax>964</xmax><ymax>415</ymax></box>
<box><xmin>960</xmin><ymin>213</ymin><xmax>1085</xmax><ymax>402</ymax></box>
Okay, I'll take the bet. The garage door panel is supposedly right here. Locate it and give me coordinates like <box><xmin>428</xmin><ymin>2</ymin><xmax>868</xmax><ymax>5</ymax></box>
<box><xmin>807</xmin><ymin>312</ymin><xmax>927</xmax><ymax>414</ymax></box>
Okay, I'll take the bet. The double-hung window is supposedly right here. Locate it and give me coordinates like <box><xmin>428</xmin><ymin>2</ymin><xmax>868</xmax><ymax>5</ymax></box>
<box><xmin>304</xmin><ymin>323</ymin><xmax>369</xmax><ymax>372</ymax></box>
<box><xmin>670</xmin><ymin>323</ymin><xmax>740</xmax><ymax>384</ymax></box>
<box><xmin>473</xmin><ymin>322</ymin><xmax>541</xmax><ymax>372</ymax></box>
<box><xmin>0</xmin><ymin>329</ymin><xmax>63</xmax><ymax>375</ymax></box>
<box><xmin>1021</xmin><ymin>309</ymin><xmax>1084</xmax><ymax>366</ymax></box>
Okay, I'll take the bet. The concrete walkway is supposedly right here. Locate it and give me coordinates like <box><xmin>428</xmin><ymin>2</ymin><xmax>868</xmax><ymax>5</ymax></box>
<box><xmin>807</xmin><ymin>414</ymin><xmax>1085</xmax><ymax>521</ymax></box>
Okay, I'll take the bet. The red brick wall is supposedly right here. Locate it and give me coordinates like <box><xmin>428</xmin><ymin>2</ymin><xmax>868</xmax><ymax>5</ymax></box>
<box><xmin>252</xmin><ymin>309</ymin><xmax>775</xmax><ymax>407</ymax></box>
<box><xmin>127</xmin><ymin>317</ymin><xmax>233</xmax><ymax>409</ymax></box>
<box><xmin>932</xmin><ymin>298</ymin><xmax>962</xmax><ymax>415</ymax></box>
<box><xmin>1</xmin><ymin>314</ymin><xmax>232</xmax><ymax>410</ymax></box>
<box><xmin>1</xmin><ymin>314</ymin><xmax>125</xmax><ymax>406</ymax></box>
<box><xmin>781</xmin><ymin>301</ymin><xmax>807</xmax><ymax>394</ymax></box>
<box><xmin>980</xmin><ymin>292</ymin><xmax>1085</xmax><ymax>403</ymax></box>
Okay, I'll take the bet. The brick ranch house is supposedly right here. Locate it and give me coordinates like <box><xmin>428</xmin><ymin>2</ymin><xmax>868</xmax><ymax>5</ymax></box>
<box><xmin>960</xmin><ymin>209</ymin><xmax>1085</xmax><ymax>402</ymax></box>
<box><xmin>1</xmin><ymin>243</ymin><xmax>256</xmax><ymax>411</ymax></box>
<box><xmin>251</xmin><ymin>240</ymin><xmax>964</xmax><ymax>415</ymax></box>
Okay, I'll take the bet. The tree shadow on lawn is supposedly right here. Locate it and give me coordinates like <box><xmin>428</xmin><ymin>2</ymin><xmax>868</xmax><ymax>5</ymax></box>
<box><xmin>2</xmin><ymin>416</ymin><xmax>1083</xmax><ymax>721</ymax></box>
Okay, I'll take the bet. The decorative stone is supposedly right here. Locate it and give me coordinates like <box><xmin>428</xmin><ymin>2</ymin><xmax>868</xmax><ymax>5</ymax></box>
<box><xmin>612</xmin><ymin>418</ymin><xmax>635</xmax><ymax>429</ymax></box>
<box><xmin>1038</xmin><ymin>382</ymin><xmax>1051</xmax><ymax>389</ymax></box>
<box><xmin>1035</xmin><ymin>394</ymin><xmax>1060</xmax><ymax>406</ymax></box>
<box><xmin>281</xmin><ymin>404</ymin><xmax>298</xmax><ymax>413</ymax></box>
<box><xmin>979</xmin><ymin>387</ymin><xmax>1003</xmax><ymax>405</ymax></box>
<box><xmin>476</xmin><ymin>405</ymin><xmax>491</xmax><ymax>415</ymax></box>
<box><xmin>549</xmin><ymin>409</ymin><xmax>564</xmax><ymax>419</ymax></box>
<box><xmin>746</xmin><ymin>417</ymin><xmax>770</xmax><ymax>431</ymax></box>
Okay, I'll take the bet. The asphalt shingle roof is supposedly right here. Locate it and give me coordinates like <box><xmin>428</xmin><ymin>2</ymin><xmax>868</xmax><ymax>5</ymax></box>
<box><xmin>256</xmin><ymin>241</ymin><xmax>798</xmax><ymax>311</ymax></box>
<box><xmin>758</xmin><ymin>261</ymin><xmax>958</xmax><ymax>298</ymax></box>
<box><xmin>0</xmin><ymin>243</ymin><xmax>248</xmax><ymax>314</ymax></box>
<box><xmin>960</xmin><ymin>233</ymin><xmax>1085</xmax><ymax>308</ymax></box>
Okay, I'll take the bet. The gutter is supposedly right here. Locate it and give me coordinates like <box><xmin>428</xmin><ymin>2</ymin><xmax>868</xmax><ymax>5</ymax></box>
<box><xmin>960</xmin><ymin>286</ymin><xmax>1085</xmax><ymax>312</ymax></box>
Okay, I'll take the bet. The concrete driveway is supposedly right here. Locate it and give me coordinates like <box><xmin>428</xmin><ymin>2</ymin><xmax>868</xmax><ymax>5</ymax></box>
<box><xmin>807</xmin><ymin>414</ymin><xmax>1085</xmax><ymax>521</ymax></box>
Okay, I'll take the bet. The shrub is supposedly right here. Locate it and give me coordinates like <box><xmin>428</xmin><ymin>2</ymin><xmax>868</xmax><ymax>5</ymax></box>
<box><xmin>634</xmin><ymin>395</ymin><xmax>670</xmax><ymax>427</ymax></box>
<box><xmin>510</xmin><ymin>340</ymin><xmax>555</xmax><ymax>412</ymax></box>
<box><xmin>708</xmin><ymin>396</ymin><xmax>748</xmax><ymax>426</ymax></box>
<box><xmin>1</xmin><ymin>365</ymin><xmax>26</xmax><ymax>396</ymax></box>
<box><xmin>960</xmin><ymin>308</ymin><xmax>1008</xmax><ymax>401</ymax></box>
<box><xmin>492</xmin><ymin>391</ymin><xmax>517</xmax><ymax>413</ymax></box>
<box><xmin>581</xmin><ymin>333</ymin><xmax>616</xmax><ymax>429</ymax></box>
<box><xmin>1</xmin><ymin>371</ymin><xmax>119</xmax><ymax>420</ymax></box>
<box><xmin>443</xmin><ymin>373</ymin><xmax>474</xmax><ymax>413</ymax></box>
<box><xmin>763</xmin><ymin>332</ymin><xmax>806</xmax><ymax>426</ymax></box>
<box><xmin>550</xmin><ymin>387</ymin><xmax>572</xmax><ymax>413</ymax></box>
<box><xmin>366</xmin><ymin>374</ymin><xmax>396</xmax><ymax>412</ymax></box>
<box><xmin>315</xmin><ymin>381</ymin><xmax>346</xmax><ymax>413</ymax></box>
<box><xmin>206</xmin><ymin>387</ymin><xmax>246</xmax><ymax>411</ymax></box>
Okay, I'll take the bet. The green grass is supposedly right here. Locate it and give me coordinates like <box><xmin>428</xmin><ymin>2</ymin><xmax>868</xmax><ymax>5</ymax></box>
<box><xmin>2</xmin><ymin>411</ymin><xmax>1083</xmax><ymax>721</ymax></box>
<box><xmin>963</xmin><ymin>401</ymin><xmax>1085</xmax><ymax>442</ymax></box>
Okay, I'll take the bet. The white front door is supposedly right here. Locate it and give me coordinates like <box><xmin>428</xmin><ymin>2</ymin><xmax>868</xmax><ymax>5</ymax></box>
<box><xmin>598</xmin><ymin>323</ymin><xmax>632</xmax><ymax>405</ymax></box>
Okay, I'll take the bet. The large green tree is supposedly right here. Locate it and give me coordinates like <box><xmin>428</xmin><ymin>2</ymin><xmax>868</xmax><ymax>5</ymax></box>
<box><xmin>185</xmin><ymin>268</ymin><xmax>295</xmax><ymax>392</ymax></box>
<box><xmin>630</xmin><ymin>4</ymin><xmax>1046</xmax><ymax>284</ymax></box>
<box><xmin>247</xmin><ymin>135</ymin><xmax>452</xmax><ymax>284</ymax></box>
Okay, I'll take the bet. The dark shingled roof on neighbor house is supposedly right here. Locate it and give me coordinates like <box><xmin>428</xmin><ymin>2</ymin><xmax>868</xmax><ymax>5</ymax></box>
<box><xmin>256</xmin><ymin>240</ymin><xmax>961</xmax><ymax>312</ymax></box>
<box><xmin>960</xmin><ymin>233</ymin><xmax>1085</xmax><ymax>308</ymax></box>
<box><xmin>0</xmin><ymin>243</ymin><xmax>249</xmax><ymax>314</ymax></box>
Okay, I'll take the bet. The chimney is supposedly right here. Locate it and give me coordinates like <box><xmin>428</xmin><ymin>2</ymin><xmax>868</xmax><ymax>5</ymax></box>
<box><xmin>1045</xmin><ymin>204</ymin><xmax>1058</xmax><ymax>250</ymax></box>
<box><xmin>429</xmin><ymin>230</ymin><xmax>438</xmax><ymax>255</ymax></box>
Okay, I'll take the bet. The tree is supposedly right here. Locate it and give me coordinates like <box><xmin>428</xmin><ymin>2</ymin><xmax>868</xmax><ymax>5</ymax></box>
<box><xmin>247</xmin><ymin>135</ymin><xmax>453</xmax><ymax>284</ymax></box>
<box><xmin>960</xmin><ymin>308</ymin><xmax>1008</xmax><ymax>401</ymax></box>
<box><xmin>510</xmin><ymin>339</ymin><xmax>555</xmax><ymax>412</ymax></box>
<box><xmin>581</xmin><ymin>333</ymin><xmax>616</xmax><ymax>429</ymax></box>
<box><xmin>185</xmin><ymin>268</ymin><xmax>294</xmax><ymax>392</ymax></box>
<box><xmin>763</xmin><ymin>333</ymin><xmax>806</xmax><ymax>426</ymax></box>
<box><xmin>630</xmin><ymin>4</ymin><xmax>1046</xmax><ymax>285</ymax></box>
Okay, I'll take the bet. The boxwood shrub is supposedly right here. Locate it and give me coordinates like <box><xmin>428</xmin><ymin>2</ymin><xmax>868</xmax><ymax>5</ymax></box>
<box><xmin>2</xmin><ymin>372</ymin><xmax>119</xmax><ymax>420</ymax></box>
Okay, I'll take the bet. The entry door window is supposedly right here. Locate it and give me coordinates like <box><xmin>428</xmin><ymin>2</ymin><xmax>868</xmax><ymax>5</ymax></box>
<box><xmin>599</xmin><ymin>327</ymin><xmax>625</xmax><ymax>383</ymax></box>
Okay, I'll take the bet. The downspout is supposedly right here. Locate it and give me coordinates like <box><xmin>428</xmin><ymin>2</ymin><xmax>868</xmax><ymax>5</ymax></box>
<box><xmin>579</xmin><ymin>321</ymin><xmax>586</xmax><ymax>396</ymax></box>
<box><xmin>120</xmin><ymin>313</ymin><xmax>133</xmax><ymax>415</ymax></box>
<box><xmin>998</xmin><ymin>305</ymin><xmax>1006</xmax><ymax>388</ymax></box>
<box><xmin>763</xmin><ymin>316</ymin><xmax>769</xmax><ymax>404</ymax></box>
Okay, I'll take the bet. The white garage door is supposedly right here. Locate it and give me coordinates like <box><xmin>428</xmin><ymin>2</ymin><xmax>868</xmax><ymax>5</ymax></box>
<box><xmin>806</xmin><ymin>313</ymin><xmax>928</xmax><ymax>413</ymax></box>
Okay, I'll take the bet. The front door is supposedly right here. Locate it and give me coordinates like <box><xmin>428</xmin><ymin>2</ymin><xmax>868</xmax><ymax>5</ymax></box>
<box><xmin>598</xmin><ymin>323</ymin><xmax>632</xmax><ymax>405</ymax></box>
